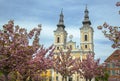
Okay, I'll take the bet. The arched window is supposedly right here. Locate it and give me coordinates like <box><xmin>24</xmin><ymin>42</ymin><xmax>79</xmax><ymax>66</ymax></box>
<box><xmin>85</xmin><ymin>45</ymin><xmax>87</xmax><ymax>48</ymax></box>
<box><xmin>56</xmin><ymin>76</ymin><xmax>58</xmax><ymax>81</ymax></box>
<box><xmin>84</xmin><ymin>35</ymin><xmax>87</xmax><ymax>41</ymax></box>
<box><xmin>57</xmin><ymin>37</ymin><xmax>60</xmax><ymax>43</ymax></box>
<box><xmin>57</xmin><ymin>47</ymin><xmax>59</xmax><ymax>50</ymax></box>
<box><xmin>70</xmin><ymin>45</ymin><xmax>72</xmax><ymax>49</ymax></box>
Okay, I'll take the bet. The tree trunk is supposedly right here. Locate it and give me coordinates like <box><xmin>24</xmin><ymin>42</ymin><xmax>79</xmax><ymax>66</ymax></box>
<box><xmin>23</xmin><ymin>76</ymin><xmax>27</xmax><ymax>81</ymax></box>
<box><xmin>65</xmin><ymin>76</ymin><xmax>67</xmax><ymax>81</ymax></box>
<box><xmin>28</xmin><ymin>76</ymin><xmax>32</xmax><ymax>81</ymax></box>
<box><xmin>89</xmin><ymin>78</ymin><xmax>92</xmax><ymax>81</ymax></box>
<box><xmin>23</xmin><ymin>78</ymin><xmax>26</xmax><ymax>81</ymax></box>
<box><xmin>4</xmin><ymin>73</ymin><xmax>8</xmax><ymax>81</ymax></box>
<box><xmin>62</xmin><ymin>76</ymin><xmax>64</xmax><ymax>81</ymax></box>
<box><xmin>62</xmin><ymin>76</ymin><xmax>67</xmax><ymax>81</ymax></box>
<box><xmin>85</xmin><ymin>78</ymin><xmax>88</xmax><ymax>81</ymax></box>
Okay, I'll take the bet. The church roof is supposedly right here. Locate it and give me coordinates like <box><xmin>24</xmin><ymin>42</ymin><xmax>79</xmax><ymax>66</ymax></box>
<box><xmin>67</xmin><ymin>40</ymin><xmax>76</xmax><ymax>43</ymax></box>
<box><xmin>82</xmin><ymin>5</ymin><xmax>91</xmax><ymax>25</ymax></box>
<box><xmin>57</xmin><ymin>9</ymin><xmax>65</xmax><ymax>29</ymax></box>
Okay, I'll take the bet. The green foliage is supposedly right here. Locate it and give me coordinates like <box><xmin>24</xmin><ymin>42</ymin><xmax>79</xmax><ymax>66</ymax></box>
<box><xmin>0</xmin><ymin>71</ymin><xmax>3</xmax><ymax>76</ymax></box>
<box><xmin>95</xmin><ymin>71</ymin><xmax>109</xmax><ymax>81</ymax></box>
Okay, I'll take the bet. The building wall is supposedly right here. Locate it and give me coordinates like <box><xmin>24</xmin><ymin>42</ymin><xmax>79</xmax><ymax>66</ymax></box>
<box><xmin>106</xmin><ymin>62</ymin><xmax>120</xmax><ymax>79</ymax></box>
<box><xmin>105</xmin><ymin>50</ymin><xmax>120</xmax><ymax>80</ymax></box>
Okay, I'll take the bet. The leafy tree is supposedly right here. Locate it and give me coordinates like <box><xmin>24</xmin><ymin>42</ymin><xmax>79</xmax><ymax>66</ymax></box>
<box><xmin>53</xmin><ymin>49</ymin><xmax>78</xmax><ymax>81</ymax></box>
<box><xmin>76</xmin><ymin>54</ymin><xmax>100</xmax><ymax>81</ymax></box>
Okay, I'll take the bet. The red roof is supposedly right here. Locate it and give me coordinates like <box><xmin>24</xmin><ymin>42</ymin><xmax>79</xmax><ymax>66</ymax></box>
<box><xmin>105</xmin><ymin>49</ymin><xmax>120</xmax><ymax>62</ymax></box>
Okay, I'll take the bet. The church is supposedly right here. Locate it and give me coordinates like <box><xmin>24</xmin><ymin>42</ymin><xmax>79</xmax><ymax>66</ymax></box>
<box><xmin>53</xmin><ymin>6</ymin><xmax>94</xmax><ymax>57</ymax></box>
<box><xmin>50</xmin><ymin>6</ymin><xmax>95</xmax><ymax>81</ymax></box>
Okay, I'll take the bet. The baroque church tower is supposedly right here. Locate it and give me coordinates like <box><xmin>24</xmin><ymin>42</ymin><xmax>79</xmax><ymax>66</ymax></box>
<box><xmin>54</xmin><ymin>10</ymin><xmax>67</xmax><ymax>52</ymax></box>
<box><xmin>52</xmin><ymin>6</ymin><xmax>95</xmax><ymax>81</ymax></box>
<box><xmin>53</xmin><ymin>6</ymin><xmax>94</xmax><ymax>55</ymax></box>
<box><xmin>80</xmin><ymin>6</ymin><xmax>94</xmax><ymax>54</ymax></box>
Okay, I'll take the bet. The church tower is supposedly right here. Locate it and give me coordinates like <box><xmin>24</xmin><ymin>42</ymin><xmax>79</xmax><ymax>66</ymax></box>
<box><xmin>80</xmin><ymin>6</ymin><xmax>94</xmax><ymax>54</ymax></box>
<box><xmin>54</xmin><ymin>10</ymin><xmax>67</xmax><ymax>51</ymax></box>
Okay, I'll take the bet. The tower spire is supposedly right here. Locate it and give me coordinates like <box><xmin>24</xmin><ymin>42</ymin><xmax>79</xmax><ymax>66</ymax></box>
<box><xmin>57</xmin><ymin>9</ymin><xmax>65</xmax><ymax>29</ymax></box>
<box><xmin>82</xmin><ymin>5</ymin><xmax>91</xmax><ymax>25</ymax></box>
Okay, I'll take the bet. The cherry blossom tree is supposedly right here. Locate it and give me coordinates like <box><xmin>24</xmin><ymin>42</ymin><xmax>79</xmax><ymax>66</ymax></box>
<box><xmin>97</xmin><ymin>2</ymin><xmax>120</xmax><ymax>81</ymax></box>
<box><xmin>0</xmin><ymin>20</ymin><xmax>55</xmax><ymax>81</ymax></box>
<box><xmin>0</xmin><ymin>20</ymin><xmax>41</xmax><ymax>81</ymax></box>
<box><xmin>97</xmin><ymin>1</ymin><xmax>120</xmax><ymax>49</ymax></box>
<box><xmin>53</xmin><ymin>49</ymin><xmax>78</xmax><ymax>81</ymax></box>
<box><xmin>19</xmin><ymin>45</ymin><xmax>54</xmax><ymax>81</ymax></box>
<box><xmin>76</xmin><ymin>54</ymin><xmax>100</xmax><ymax>81</ymax></box>
<box><xmin>97</xmin><ymin>22</ymin><xmax>120</xmax><ymax>48</ymax></box>
<box><xmin>116</xmin><ymin>1</ymin><xmax>120</xmax><ymax>14</ymax></box>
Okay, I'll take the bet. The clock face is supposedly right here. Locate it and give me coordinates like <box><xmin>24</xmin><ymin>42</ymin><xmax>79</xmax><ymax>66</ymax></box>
<box><xmin>69</xmin><ymin>35</ymin><xmax>73</xmax><ymax>40</ymax></box>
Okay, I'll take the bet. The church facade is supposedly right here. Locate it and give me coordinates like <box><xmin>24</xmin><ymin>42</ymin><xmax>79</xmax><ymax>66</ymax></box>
<box><xmin>50</xmin><ymin>6</ymin><xmax>95</xmax><ymax>81</ymax></box>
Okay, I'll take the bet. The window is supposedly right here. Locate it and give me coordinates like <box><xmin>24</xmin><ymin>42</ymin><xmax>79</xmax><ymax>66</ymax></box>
<box><xmin>56</xmin><ymin>76</ymin><xmax>58</xmax><ymax>81</ymax></box>
<box><xmin>49</xmin><ymin>77</ymin><xmax>52</xmax><ymax>81</ymax></box>
<box><xmin>114</xmin><ymin>54</ymin><xmax>119</xmax><ymax>57</ymax></box>
<box><xmin>107</xmin><ymin>63</ymin><xmax>110</xmax><ymax>68</ymax></box>
<box><xmin>116</xmin><ymin>70</ymin><xmax>119</xmax><ymax>75</ymax></box>
<box><xmin>70</xmin><ymin>45</ymin><xmax>72</xmax><ymax>49</ymax></box>
<box><xmin>108</xmin><ymin>70</ymin><xmax>111</xmax><ymax>74</ymax></box>
<box><xmin>85</xmin><ymin>45</ymin><xmax>87</xmax><ymax>48</ymax></box>
<box><xmin>84</xmin><ymin>35</ymin><xmax>88</xmax><ymax>41</ymax></box>
<box><xmin>112</xmin><ymin>70</ymin><xmax>115</xmax><ymax>75</ymax></box>
<box><xmin>112</xmin><ymin>63</ymin><xmax>115</xmax><ymax>68</ymax></box>
<box><xmin>57</xmin><ymin>37</ymin><xmax>60</xmax><ymax>43</ymax></box>
<box><xmin>57</xmin><ymin>47</ymin><xmax>59</xmax><ymax>50</ymax></box>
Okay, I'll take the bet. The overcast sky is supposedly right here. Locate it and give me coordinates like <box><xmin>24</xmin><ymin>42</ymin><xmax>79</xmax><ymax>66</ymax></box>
<box><xmin>0</xmin><ymin>0</ymin><xmax>120</xmax><ymax>63</ymax></box>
